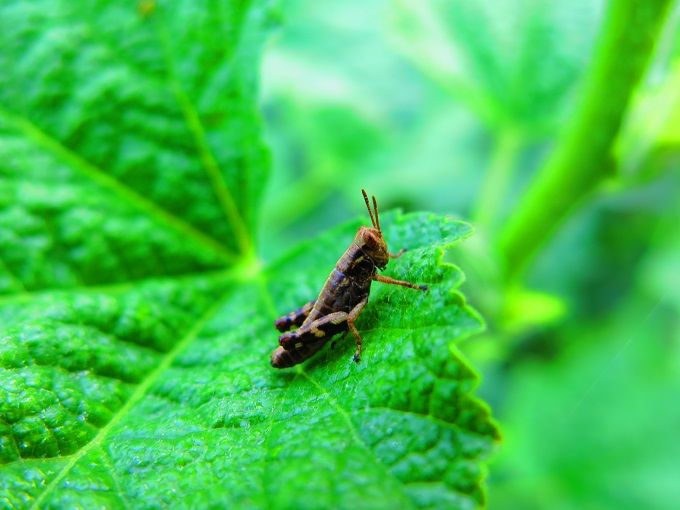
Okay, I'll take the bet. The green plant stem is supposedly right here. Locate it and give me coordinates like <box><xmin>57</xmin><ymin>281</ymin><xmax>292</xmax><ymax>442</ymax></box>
<box><xmin>497</xmin><ymin>0</ymin><xmax>674</xmax><ymax>282</ymax></box>
<box><xmin>473</xmin><ymin>128</ymin><xmax>522</xmax><ymax>230</ymax></box>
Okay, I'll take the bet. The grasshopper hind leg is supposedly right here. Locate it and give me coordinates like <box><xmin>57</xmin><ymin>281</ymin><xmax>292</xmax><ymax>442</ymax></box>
<box><xmin>279</xmin><ymin>311</ymin><xmax>348</xmax><ymax>350</ymax></box>
<box><xmin>275</xmin><ymin>299</ymin><xmax>368</xmax><ymax>367</ymax></box>
<box><xmin>346</xmin><ymin>298</ymin><xmax>367</xmax><ymax>363</ymax></box>
<box><xmin>274</xmin><ymin>300</ymin><xmax>316</xmax><ymax>332</ymax></box>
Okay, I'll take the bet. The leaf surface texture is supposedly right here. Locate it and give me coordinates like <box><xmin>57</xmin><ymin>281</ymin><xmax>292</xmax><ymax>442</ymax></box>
<box><xmin>0</xmin><ymin>1</ymin><xmax>497</xmax><ymax>508</ymax></box>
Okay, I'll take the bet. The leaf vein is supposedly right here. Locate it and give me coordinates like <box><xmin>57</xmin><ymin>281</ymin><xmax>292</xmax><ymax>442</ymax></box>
<box><xmin>0</xmin><ymin>106</ymin><xmax>237</xmax><ymax>264</ymax></box>
<box><xmin>299</xmin><ymin>371</ymin><xmax>417</xmax><ymax>508</ymax></box>
<box><xmin>155</xmin><ymin>21</ymin><xmax>253</xmax><ymax>256</ymax></box>
<box><xmin>28</xmin><ymin>295</ymin><xmax>228</xmax><ymax>509</ymax></box>
<box><xmin>100</xmin><ymin>446</ymin><xmax>133</xmax><ymax>509</ymax></box>
<box><xmin>358</xmin><ymin>407</ymin><xmax>487</xmax><ymax>439</ymax></box>
<box><xmin>0</xmin><ymin>268</ymin><xmax>231</xmax><ymax>307</ymax></box>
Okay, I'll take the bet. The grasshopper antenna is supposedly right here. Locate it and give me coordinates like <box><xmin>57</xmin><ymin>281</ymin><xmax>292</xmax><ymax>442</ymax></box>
<box><xmin>372</xmin><ymin>195</ymin><xmax>381</xmax><ymax>232</ymax></box>
<box><xmin>362</xmin><ymin>189</ymin><xmax>377</xmax><ymax>229</ymax></box>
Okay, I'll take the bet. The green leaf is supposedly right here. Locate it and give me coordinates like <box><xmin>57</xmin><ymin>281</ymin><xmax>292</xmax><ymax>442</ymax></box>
<box><xmin>0</xmin><ymin>1</ymin><xmax>497</xmax><ymax>508</ymax></box>
<box><xmin>0</xmin><ymin>211</ymin><xmax>498</xmax><ymax>509</ymax></box>
<box><xmin>616</xmin><ymin>58</ymin><xmax>680</xmax><ymax>178</ymax></box>
<box><xmin>390</xmin><ymin>0</ymin><xmax>602</xmax><ymax>135</ymax></box>
<box><xmin>0</xmin><ymin>0</ymin><xmax>274</xmax><ymax>285</ymax></box>
<box><xmin>489</xmin><ymin>296</ymin><xmax>680</xmax><ymax>510</ymax></box>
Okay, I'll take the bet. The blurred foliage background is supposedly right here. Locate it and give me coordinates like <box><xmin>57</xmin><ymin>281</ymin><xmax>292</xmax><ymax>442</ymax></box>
<box><xmin>257</xmin><ymin>0</ymin><xmax>680</xmax><ymax>508</ymax></box>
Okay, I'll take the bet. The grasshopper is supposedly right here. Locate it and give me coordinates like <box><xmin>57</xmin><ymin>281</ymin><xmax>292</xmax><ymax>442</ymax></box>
<box><xmin>270</xmin><ymin>190</ymin><xmax>427</xmax><ymax>368</ymax></box>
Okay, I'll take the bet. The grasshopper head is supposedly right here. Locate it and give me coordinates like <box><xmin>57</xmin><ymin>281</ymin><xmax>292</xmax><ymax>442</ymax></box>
<box><xmin>357</xmin><ymin>189</ymin><xmax>389</xmax><ymax>268</ymax></box>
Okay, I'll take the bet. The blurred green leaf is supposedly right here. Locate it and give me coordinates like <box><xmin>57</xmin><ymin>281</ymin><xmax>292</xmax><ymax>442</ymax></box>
<box><xmin>390</xmin><ymin>0</ymin><xmax>603</xmax><ymax>135</ymax></box>
<box><xmin>640</xmin><ymin>190</ymin><xmax>680</xmax><ymax>313</ymax></box>
<box><xmin>488</xmin><ymin>296</ymin><xmax>680</xmax><ymax>510</ymax></box>
<box><xmin>501</xmin><ymin>287</ymin><xmax>567</xmax><ymax>333</ymax></box>
<box><xmin>617</xmin><ymin>59</ymin><xmax>680</xmax><ymax>179</ymax></box>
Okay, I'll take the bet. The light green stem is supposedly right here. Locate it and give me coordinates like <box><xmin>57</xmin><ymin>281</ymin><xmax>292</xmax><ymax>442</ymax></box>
<box><xmin>498</xmin><ymin>0</ymin><xmax>674</xmax><ymax>281</ymax></box>
<box><xmin>473</xmin><ymin>129</ymin><xmax>522</xmax><ymax>230</ymax></box>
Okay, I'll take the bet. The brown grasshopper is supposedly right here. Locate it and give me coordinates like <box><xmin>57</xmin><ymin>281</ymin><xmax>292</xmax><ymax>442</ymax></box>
<box><xmin>270</xmin><ymin>190</ymin><xmax>427</xmax><ymax>368</ymax></box>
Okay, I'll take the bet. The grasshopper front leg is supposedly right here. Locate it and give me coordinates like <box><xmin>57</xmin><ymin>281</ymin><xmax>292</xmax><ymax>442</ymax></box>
<box><xmin>347</xmin><ymin>298</ymin><xmax>367</xmax><ymax>363</ymax></box>
<box><xmin>373</xmin><ymin>274</ymin><xmax>428</xmax><ymax>291</ymax></box>
<box><xmin>274</xmin><ymin>300</ymin><xmax>316</xmax><ymax>332</ymax></box>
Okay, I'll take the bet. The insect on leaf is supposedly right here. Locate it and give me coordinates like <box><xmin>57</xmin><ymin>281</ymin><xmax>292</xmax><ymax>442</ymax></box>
<box><xmin>0</xmin><ymin>1</ymin><xmax>498</xmax><ymax>509</ymax></box>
